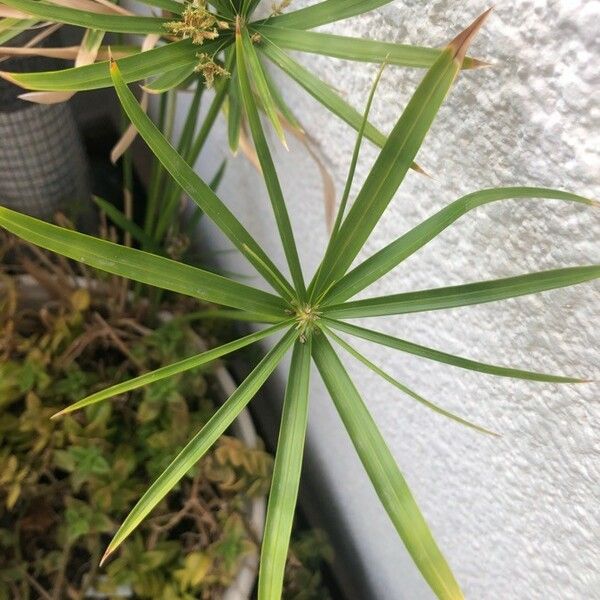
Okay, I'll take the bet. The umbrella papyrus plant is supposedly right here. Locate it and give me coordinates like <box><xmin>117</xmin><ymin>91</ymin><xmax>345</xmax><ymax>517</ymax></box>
<box><xmin>0</xmin><ymin>0</ymin><xmax>486</xmax><ymax>247</ymax></box>
<box><xmin>1</xmin><ymin>8</ymin><xmax>598</xmax><ymax>600</ymax></box>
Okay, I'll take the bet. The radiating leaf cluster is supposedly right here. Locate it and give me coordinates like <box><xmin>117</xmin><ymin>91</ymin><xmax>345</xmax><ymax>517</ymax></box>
<box><xmin>0</xmin><ymin>4</ymin><xmax>598</xmax><ymax>600</ymax></box>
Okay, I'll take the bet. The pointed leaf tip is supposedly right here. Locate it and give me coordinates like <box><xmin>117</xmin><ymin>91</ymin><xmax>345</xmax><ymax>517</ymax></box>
<box><xmin>448</xmin><ymin>7</ymin><xmax>493</xmax><ymax>65</ymax></box>
<box><xmin>99</xmin><ymin>548</ymin><xmax>112</xmax><ymax>567</ymax></box>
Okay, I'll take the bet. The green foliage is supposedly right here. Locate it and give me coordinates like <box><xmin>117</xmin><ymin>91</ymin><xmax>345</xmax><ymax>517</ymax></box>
<box><xmin>0</xmin><ymin>244</ymin><xmax>327</xmax><ymax>598</ymax></box>
<box><xmin>0</xmin><ymin>3</ymin><xmax>598</xmax><ymax>600</ymax></box>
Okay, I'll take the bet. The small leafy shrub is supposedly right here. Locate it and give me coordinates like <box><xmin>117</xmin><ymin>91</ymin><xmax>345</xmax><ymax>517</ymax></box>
<box><xmin>0</xmin><ymin>235</ymin><xmax>293</xmax><ymax>599</ymax></box>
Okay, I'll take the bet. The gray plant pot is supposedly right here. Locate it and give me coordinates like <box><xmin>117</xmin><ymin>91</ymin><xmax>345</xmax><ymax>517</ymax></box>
<box><xmin>0</xmin><ymin>30</ymin><xmax>91</xmax><ymax>223</ymax></box>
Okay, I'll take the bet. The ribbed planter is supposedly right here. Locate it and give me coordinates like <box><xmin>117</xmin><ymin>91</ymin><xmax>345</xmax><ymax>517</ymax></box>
<box><xmin>0</xmin><ymin>31</ymin><xmax>91</xmax><ymax>222</ymax></box>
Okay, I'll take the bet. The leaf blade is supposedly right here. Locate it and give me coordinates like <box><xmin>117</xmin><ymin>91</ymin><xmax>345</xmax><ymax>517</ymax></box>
<box><xmin>258</xmin><ymin>339</ymin><xmax>312</xmax><ymax>600</ymax></box>
<box><xmin>0</xmin><ymin>0</ymin><xmax>167</xmax><ymax>32</ymax></box>
<box><xmin>325</xmin><ymin>327</ymin><xmax>498</xmax><ymax>436</ymax></box>
<box><xmin>1</xmin><ymin>39</ymin><xmax>199</xmax><ymax>91</ymax></box>
<box><xmin>53</xmin><ymin>322</ymin><xmax>290</xmax><ymax>417</ymax></box>
<box><xmin>312</xmin><ymin>334</ymin><xmax>463</xmax><ymax>600</ymax></box>
<box><xmin>261</xmin><ymin>0</ymin><xmax>395</xmax><ymax>30</ymax></box>
<box><xmin>323</xmin><ymin>266</ymin><xmax>600</xmax><ymax>319</ymax></box>
<box><xmin>0</xmin><ymin>205</ymin><xmax>288</xmax><ymax>315</ymax></box>
<box><xmin>325</xmin><ymin>187</ymin><xmax>599</xmax><ymax>305</ymax></box>
<box><xmin>101</xmin><ymin>328</ymin><xmax>298</xmax><ymax>564</ymax></box>
<box><xmin>255</xmin><ymin>26</ymin><xmax>481</xmax><ymax>70</ymax></box>
<box><xmin>324</xmin><ymin>318</ymin><xmax>588</xmax><ymax>384</ymax></box>
<box><xmin>236</xmin><ymin>29</ymin><xmax>306</xmax><ymax>297</ymax></box>
<box><xmin>110</xmin><ymin>59</ymin><xmax>296</xmax><ymax>301</ymax></box>
<box><xmin>312</xmin><ymin>12</ymin><xmax>490</xmax><ymax>297</ymax></box>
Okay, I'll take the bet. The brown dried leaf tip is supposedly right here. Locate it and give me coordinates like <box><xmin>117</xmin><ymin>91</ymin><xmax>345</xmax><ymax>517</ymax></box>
<box><xmin>448</xmin><ymin>7</ymin><xmax>493</xmax><ymax>65</ymax></box>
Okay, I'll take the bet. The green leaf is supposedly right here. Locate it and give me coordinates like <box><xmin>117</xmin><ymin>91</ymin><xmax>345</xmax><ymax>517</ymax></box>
<box><xmin>311</xmin><ymin>334</ymin><xmax>463</xmax><ymax>600</ymax></box>
<box><xmin>323</xmin><ymin>318</ymin><xmax>588</xmax><ymax>383</ymax></box>
<box><xmin>92</xmin><ymin>196</ymin><xmax>160</xmax><ymax>251</ymax></box>
<box><xmin>258</xmin><ymin>37</ymin><xmax>421</xmax><ymax>173</ymax></box>
<box><xmin>332</xmin><ymin>61</ymin><xmax>386</xmax><ymax>238</ymax></box>
<box><xmin>137</xmin><ymin>0</ymin><xmax>183</xmax><ymax>14</ymax></box>
<box><xmin>262</xmin><ymin>0</ymin><xmax>396</xmax><ymax>30</ymax></box>
<box><xmin>0</xmin><ymin>39</ymin><xmax>199</xmax><ymax>91</ymax></box>
<box><xmin>259</xmin><ymin>54</ymin><xmax>303</xmax><ymax>130</ymax></box>
<box><xmin>240</xmin><ymin>29</ymin><xmax>286</xmax><ymax>145</ymax></box>
<box><xmin>255</xmin><ymin>26</ymin><xmax>482</xmax><ymax>70</ymax></box>
<box><xmin>323</xmin><ymin>266</ymin><xmax>600</xmax><ymax>319</ymax></box>
<box><xmin>143</xmin><ymin>63</ymin><xmax>197</xmax><ymax>94</ymax></box>
<box><xmin>236</xmin><ymin>30</ymin><xmax>306</xmax><ymax>297</ymax></box>
<box><xmin>0</xmin><ymin>205</ymin><xmax>287</xmax><ymax>315</ymax></box>
<box><xmin>101</xmin><ymin>328</ymin><xmax>297</xmax><ymax>565</ymax></box>
<box><xmin>325</xmin><ymin>187</ymin><xmax>599</xmax><ymax>305</ymax></box>
<box><xmin>227</xmin><ymin>68</ymin><xmax>243</xmax><ymax>153</ymax></box>
<box><xmin>0</xmin><ymin>0</ymin><xmax>168</xmax><ymax>33</ymax></box>
<box><xmin>110</xmin><ymin>59</ymin><xmax>296</xmax><ymax>301</ymax></box>
<box><xmin>0</xmin><ymin>18</ymin><xmax>37</xmax><ymax>45</ymax></box>
<box><xmin>325</xmin><ymin>327</ymin><xmax>497</xmax><ymax>435</ymax></box>
<box><xmin>259</xmin><ymin>36</ymin><xmax>387</xmax><ymax>142</ymax></box>
<box><xmin>312</xmin><ymin>12</ymin><xmax>490</xmax><ymax>297</ymax></box>
<box><xmin>308</xmin><ymin>60</ymin><xmax>385</xmax><ymax>300</ymax></box>
<box><xmin>258</xmin><ymin>339</ymin><xmax>312</xmax><ymax>600</ymax></box>
<box><xmin>53</xmin><ymin>322</ymin><xmax>290</xmax><ymax>417</ymax></box>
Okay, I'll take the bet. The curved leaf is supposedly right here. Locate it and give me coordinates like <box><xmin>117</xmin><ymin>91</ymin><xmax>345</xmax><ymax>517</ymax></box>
<box><xmin>324</xmin><ymin>318</ymin><xmax>588</xmax><ymax>383</ymax></box>
<box><xmin>0</xmin><ymin>0</ymin><xmax>167</xmax><ymax>32</ymax></box>
<box><xmin>323</xmin><ymin>266</ymin><xmax>600</xmax><ymax>319</ymax></box>
<box><xmin>101</xmin><ymin>328</ymin><xmax>297</xmax><ymax>564</ymax></box>
<box><xmin>0</xmin><ymin>205</ymin><xmax>287</xmax><ymax>315</ymax></box>
<box><xmin>53</xmin><ymin>322</ymin><xmax>290</xmax><ymax>417</ymax></box>
<box><xmin>312</xmin><ymin>334</ymin><xmax>464</xmax><ymax>600</ymax></box>
<box><xmin>325</xmin><ymin>187</ymin><xmax>598</xmax><ymax>304</ymax></box>
<box><xmin>258</xmin><ymin>339</ymin><xmax>312</xmax><ymax>600</ymax></box>
<box><xmin>1</xmin><ymin>39</ymin><xmax>199</xmax><ymax>91</ymax></box>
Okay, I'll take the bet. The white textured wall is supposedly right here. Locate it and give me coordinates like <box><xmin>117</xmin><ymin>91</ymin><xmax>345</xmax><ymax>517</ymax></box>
<box><xmin>175</xmin><ymin>2</ymin><xmax>600</xmax><ymax>598</ymax></box>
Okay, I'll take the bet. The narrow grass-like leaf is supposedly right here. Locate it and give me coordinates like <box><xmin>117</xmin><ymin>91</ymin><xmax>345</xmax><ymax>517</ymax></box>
<box><xmin>332</xmin><ymin>61</ymin><xmax>385</xmax><ymax>238</ymax></box>
<box><xmin>259</xmin><ymin>56</ymin><xmax>303</xmax><ymax>131</ymax></box>
<box><xmin>307</xmin><ymin>61</ymin><xmax>385</xmax><ymax>299</ymax></box>
<box><xmin>325</xmin><ymin>328</ymin><xmax>497</xmax><ymax>435</ymax></box>
<box><xmin>236</xmin><ymin>30</ymin><xmax>306</xmax><ymax>297</ymax></box>
<box><xmin>228</xmin><ymin>70</ymin><xmax>242</xmax><ymax>153</ymax></box>
<box><xmin>312</xmin><ymin>334</ymin><xmax>463</xmax><ymax>600</ymax></box>
<box><xmin>323</xmin><ymin>266</ymin><xmax>600</xmax><ymax>319</ymax></box>
<box><xmin>262</xmin><ymin>0</ymin><xmax>395</xmax><ymax>30</ymax></box>
<box><xmin>0</xmin><ymin>17</ymin><xmax>37</xmax><ymax>45</ymax></box>
<box><xmin>312</xmin><ymin>10</ymin><xmax>491</xmax><ymax>297</ymax></box>
<box><xmin>92</xmin><ymin>196</ymin><xmax>160</xmax><ymax>251</ymax></box>
<box><xmin>111</xmin><ymin>59</ymin><xmax>296</xmax><ymax>301</ymax></box>
<box><xmin>258</xmin><ymin>339</ymin><xmax>312</xmax><ymax>600</ymax></box>
<box><xmin>143</xmin><ymin>63</ymin><xmax>196</xmax><ymax>93</ymax></box>
<box><xmin>258</xmin><ymin>37</ymin><xmax>421</xmax><ymax>173</ymax></box>
<box><xmin>255</xmin><ymin>26</ymin><xmax>482</xmax><ymax>70</ymax></box>
<box><xmin>0</xmin><ymin>0</ymin><xmax>167</xmax><ymax>32</ymax></box>
<box><xmin>137</xmin><ymin>0</ymin><xmax>183</xmax><ymax>14</ymax></box>
<box><xmin>1</xmin><ymin>39</ymin><xmax>200</xmax><ymax>91</ymax></box>
<box><xmin>0</xmin><ymin>206</ymin><xmax>288</xmax><ymax>315</ymax></box>
<box><xmin>53</xmin><ymin>322</ymin><xmax>290</xmax><ymax>417</ymax></box>
<box><xmin>324</xmin><ymin>318</ymin><xmax>588</xmax><ymax>383</ymax></box>
<box><xmin>325</xmin><ymin>187</ymin><xmax>599</xmax><ymax>305</ymax></box>
<box><xmin>173</xmin><ymin>308</ymin><xmax>281</xmax><ymax>324</ymax></box>
<box><xmin>101</xmin><ymin>328</ymin><xmax>297</xmax><ymax>565</ymax></box>
<box><xmin>240</xmin><ymin>28</ymin><xmax>286</xmax><ymax>145</ymax></box>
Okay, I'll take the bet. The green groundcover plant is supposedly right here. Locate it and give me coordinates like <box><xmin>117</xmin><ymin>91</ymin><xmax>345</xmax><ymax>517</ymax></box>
<box><xmin>0</xmin><ymin>5</ymin><xmax>599</xmax><ymax>600</ymax></box>
<box><xmin>0</xmin><ymin>235</ymin><xmax>332</xmax><ymax>599</ymax></box>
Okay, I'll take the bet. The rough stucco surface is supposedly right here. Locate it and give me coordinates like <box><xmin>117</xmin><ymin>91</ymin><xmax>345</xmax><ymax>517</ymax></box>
<box><xmin>172</xmin><ymin>2</ymin><xmax>600</xmax><ymax>598</ymax></box>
